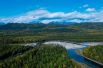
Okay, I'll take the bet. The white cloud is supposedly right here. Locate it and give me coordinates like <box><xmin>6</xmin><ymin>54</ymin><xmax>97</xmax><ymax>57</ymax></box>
<box><xmin>86</xmin><ymin>8</ymin><xmax>96</xmax><ymax>12</ymax></box>
<box><xmin>0</xmin><ymin>8</ymin><xmax>103</xmax><ymax>24</ymax></box>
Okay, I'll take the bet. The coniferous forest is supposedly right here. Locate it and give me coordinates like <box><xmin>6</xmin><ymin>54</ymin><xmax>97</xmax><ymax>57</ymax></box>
<box><xmin>0</xmin><ymin>44</ymin><xmax>82</xmax><ymax>68</ymax></box>
<box><xmin>83</xmin><ymin>46</ymin><xmax>103</xmax><ymax>64</ymax></box>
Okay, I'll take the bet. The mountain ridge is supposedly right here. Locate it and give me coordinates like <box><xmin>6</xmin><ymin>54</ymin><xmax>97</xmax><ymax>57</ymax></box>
<box><xmin>0</xmin><ymin>22</ymin><xmax>103</xmax><ymax>30</ymax></box>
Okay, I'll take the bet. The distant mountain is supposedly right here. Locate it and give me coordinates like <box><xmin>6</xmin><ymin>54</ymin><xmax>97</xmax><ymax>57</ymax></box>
<box><xmin>0</xmin><ymin>22</ymin><xmax>103</xmax><ymax>30</ymax></box>
<box><xmin>0</xmin><ymin>22</ymin><xmax>5</xmax><ymax>25</ymax></box>
<box><xmin>0</xmin><ymin>21</ymin><xmax>77</xmax><ymax>25</ymax></box>
<box><xmin>27</xmin><ymin>21</ymin><xmax>78</xmax><ymax>25</ymax></box>
<box><xmin>48</xmin><ymin>21</ymin><xmax>78</xmax><ymax>25</ymax></box>
<box><xmin>0</xmin><ymin>23</ymin><xmax>46</xmax><ymax>30</ymax></box>
<box><xmin>29</xmin><ymin>21</ymin><xmax>42</xmax><ymax>24</ymax></box>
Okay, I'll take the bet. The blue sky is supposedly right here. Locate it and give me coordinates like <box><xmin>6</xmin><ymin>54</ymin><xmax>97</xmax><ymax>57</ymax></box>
<box><xmin>0</xmin><ymin>0</ymin><xmax>103</xmax><ymax>23</ymax></box>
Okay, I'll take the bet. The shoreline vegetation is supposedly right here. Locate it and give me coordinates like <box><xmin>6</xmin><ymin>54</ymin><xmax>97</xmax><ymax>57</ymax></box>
<box><xmin>71</xmin><ymin>59</ymin><xmax>89</xmax><ymax>68</ymax></box>
<box><xmin>77</xmin><ymin>46</ymin><xmax>103</xmax><ymax>67</ymax></box>
<box><xmin>83</xmin><ymin>46</ymin><xmax>103</xmax><ymax>65</ymax></box>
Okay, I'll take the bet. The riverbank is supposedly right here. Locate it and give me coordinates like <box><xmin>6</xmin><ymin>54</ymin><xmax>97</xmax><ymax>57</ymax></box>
<box><xmin>77</xmin><ymin>49</ymin><xmax>103</xmax><ymax>67</ymax></box>
<box><xmin>81</xmin><ymin>46</ymin><xmax>103</xmax><ymax>67</ymax></box>
<box><xmin>71</xmin><ymin>59</ymin><xmax>90</xmax><ymax>68</ymax></box>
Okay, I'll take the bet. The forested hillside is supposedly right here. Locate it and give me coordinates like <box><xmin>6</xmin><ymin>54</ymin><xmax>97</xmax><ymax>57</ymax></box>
<box><xmin>1</xmin><ymin>23</ymin><xmax>103</xmax><ymax>30</ymax></box>
<box><xmin>0</xmin><ymin>44</ymin><xmax>33</xmax><ymax>60</ymax></box>
<box><xmin>83</xmin><ymin>45</ymin><xmax>103</xmax><ymax>64</ymax></box>
<box><xmin>0</xmin><ymin>44</ymin><xmax>82</xmax><ymax>68</ymax></box>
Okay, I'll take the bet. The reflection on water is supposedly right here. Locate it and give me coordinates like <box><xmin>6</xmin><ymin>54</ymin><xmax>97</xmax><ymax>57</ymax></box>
<box><xmin>80</xmin><ymin>42</ymin><xmax>103</xmax><ymax>46</ymax></box>
<box><xmin>44</xmin><ymin>41</ymin><xmax>85</xmax><ymax>49</ymax></box>
<box><xmin>23</xmin><ymin>43</ymin><xmax>37</xmax><ymax>47</ymax></box>
<box><xmin>44</xmin><ymin>41</ymin><xmax>103</xmax><ymax>49</ymax></box>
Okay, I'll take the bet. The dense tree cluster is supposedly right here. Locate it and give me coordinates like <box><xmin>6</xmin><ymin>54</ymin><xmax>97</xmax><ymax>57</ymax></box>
<box><xmin>0</xmin><ymin>44</ymin><xmax>81</xmax><ymax>68</ymax></box>
<box><xmin>0</xmin><ymin>44</ymin><xmax>33</xmax><ymax>60</ymax></box>
<box><xmin>83</xmin><ymin>46</ymin><xmax>103</xmax><ymax>64</ymax></box>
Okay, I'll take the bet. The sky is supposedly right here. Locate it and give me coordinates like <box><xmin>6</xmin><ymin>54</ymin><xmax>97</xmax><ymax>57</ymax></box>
<box><xmin>0</xmin><ymin>0</ymin><xmax>103</xmax><ymax>23</ymax></box>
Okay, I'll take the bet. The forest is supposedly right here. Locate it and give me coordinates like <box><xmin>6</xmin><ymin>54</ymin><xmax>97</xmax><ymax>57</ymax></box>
<box><xmin>0</xmin><ymin>44</ymin><xmax>82</xmax><ymax>68</ymax></box>
<box><xmin>83</xmin><ymin>45</ymin><xmax>103</xmax><ymax>64</ymax></box>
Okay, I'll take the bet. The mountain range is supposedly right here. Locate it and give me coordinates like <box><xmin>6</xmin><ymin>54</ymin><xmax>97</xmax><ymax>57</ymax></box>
<box><xmin>0</xmin><ymin>21</ymin><xmax>79</xmax><ymax>25</ymax></box>
<box><xmin>0</xmin><ymin>22</ymin><xmax>103</xmax><ymax>30</ymax></box>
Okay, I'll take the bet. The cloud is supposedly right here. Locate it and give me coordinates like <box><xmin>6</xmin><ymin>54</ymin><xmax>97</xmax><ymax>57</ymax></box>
<box><xmin>86</xmin><ymin>8</ymin><xmax>96</xmax><ymax>12</ymax></box>
<box><xmin>0</xmin><ymin>8</ymin><xmax>103</xmax><ymax>24</ymax></box>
